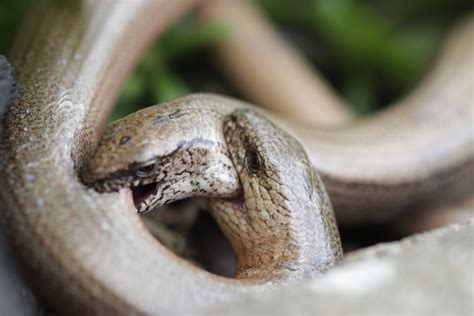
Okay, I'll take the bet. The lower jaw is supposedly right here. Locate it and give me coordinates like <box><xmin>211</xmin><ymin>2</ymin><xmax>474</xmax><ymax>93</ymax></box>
<box><xmin>131</xmin><ymin>182</ymin><xmax>158</xmax><ymax>208</ymax></box>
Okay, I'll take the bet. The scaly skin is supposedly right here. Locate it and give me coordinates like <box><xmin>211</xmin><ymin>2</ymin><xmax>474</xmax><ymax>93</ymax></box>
<box><xmin>83</xmin><ymin>107</ymin><xmax>342</xmax><ymax>282</ymax></box>
<box><xmin>0</xmin><ymin>0</ymin><xmax>472</xmax><ymax>314</ymax></box>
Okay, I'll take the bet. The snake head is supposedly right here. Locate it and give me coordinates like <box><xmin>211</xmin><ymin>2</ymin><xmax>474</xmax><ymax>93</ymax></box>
<box><xmin>82</xmin><ymin>106</ymin><xmax>174</xmax><ymax>190</ymax></box>
<box><xmin>219</xmin><ymin>108</ymin><xmax>342</xmax><ymax>278</ymax></box>
<box><xmin>81</xmin><ymin>97</ymin><xmax>241</xmax><ymax>213</ymax></box>
<box><xmin>223</xmin><ymin>108</ymin><xmax>315</xmax><ymax>201</ymax></box>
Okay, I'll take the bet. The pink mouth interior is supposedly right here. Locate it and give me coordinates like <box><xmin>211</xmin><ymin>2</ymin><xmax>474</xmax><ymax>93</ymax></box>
<box><xmin>131</xmin><ymin>182</ymin><xmax>158</xmax><ymax>209</ymax></box>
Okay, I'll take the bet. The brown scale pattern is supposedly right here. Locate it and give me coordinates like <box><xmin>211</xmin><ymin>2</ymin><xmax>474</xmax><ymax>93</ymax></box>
<box><xmin>0</xmin><ymin>1</ymin><xmax>472</xmax><ymax>314</ymax></box>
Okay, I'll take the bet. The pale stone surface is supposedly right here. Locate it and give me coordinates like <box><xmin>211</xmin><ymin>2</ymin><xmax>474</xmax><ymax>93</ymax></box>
<box><xmin>0</xmin><ymin>223</ymin><xmax>43</xmax><ymax>316</ymax></box>
<box><xmin>205</xmin><ymin>221</ymin><xmax>474</xmax><ymax>315</ymax></box>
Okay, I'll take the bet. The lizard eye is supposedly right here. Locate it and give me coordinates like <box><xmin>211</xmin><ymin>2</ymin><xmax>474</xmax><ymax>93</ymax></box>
<box><xmin>133</xmin><ymin>160</ymin><xmax>159</xmax><ymax>178</ymax></box>
<box><xmin>245</xmin><ymin>146</ymin><xmax>262</xmax><ymax>174</ymax></box>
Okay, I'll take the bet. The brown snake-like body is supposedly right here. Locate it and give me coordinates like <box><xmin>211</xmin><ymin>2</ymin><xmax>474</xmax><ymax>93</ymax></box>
<box><xmin>0</xmin><ymin>1</ymin><xmax>473</xmax><ymax>314</ymax></box>
<box><xmin>83</xmin><ymin>105</ymin><xmax>343</xmax><ymax>282</ymax></box>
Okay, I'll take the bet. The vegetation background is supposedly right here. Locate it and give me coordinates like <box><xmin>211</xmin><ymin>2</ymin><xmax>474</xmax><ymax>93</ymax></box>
<box><xmin>1</xmin><ymin>0</ymin><xmax>472</xmax><ymax>120</ymax></box>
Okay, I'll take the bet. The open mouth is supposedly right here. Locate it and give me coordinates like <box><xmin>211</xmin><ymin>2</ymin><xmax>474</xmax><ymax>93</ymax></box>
<box><xmin>131</xmin><ymin>181</ymin><xmax>164</xmax><ymax>211</ymax></box>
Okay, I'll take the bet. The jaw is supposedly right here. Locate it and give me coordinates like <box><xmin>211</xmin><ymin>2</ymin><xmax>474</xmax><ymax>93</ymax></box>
<box><xmin>131</xmin><ymin>181</ymin><xmax>165</xmax><ymax>212</ymax></box>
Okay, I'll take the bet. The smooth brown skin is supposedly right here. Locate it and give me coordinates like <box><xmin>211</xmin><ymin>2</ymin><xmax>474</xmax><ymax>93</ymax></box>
<box><xmin>394</xmin><ymin>193</ymin><xmax>474</xmax><ymax>236</ymax></box>
<box><xmin>84</xmin><ymin>106</ymin><xmax>342</xmax><ymax>282</ymax></box>
<box><xmin>86</xmin><ymin>66</ymin><xmax>474</xmax><ymax>224</ymax></box>
<box><xmin>0</xmin><ymin>0</ymin><xmax>473</xmax><ymax>314</ymax></box>
<box><xmin>198</xmin><ymin>0</ymin><xmax>473</xmax><ymax>230</ymax></box>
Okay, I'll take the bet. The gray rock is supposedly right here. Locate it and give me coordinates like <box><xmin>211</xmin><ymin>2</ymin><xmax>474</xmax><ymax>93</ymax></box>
<box><xmin>205</xmin><ymin>221</ymin><xmax>474</xmax><ymax>315</ymax></box>
<box><xmin>0</xmin><ymin>223</ymin><xmax>45</xmax><ymax>316</ymax></box>
<box><xmin>0</xmin><ymin>55</ymin><xmax>17</xmax><ymax>118</ymax></box>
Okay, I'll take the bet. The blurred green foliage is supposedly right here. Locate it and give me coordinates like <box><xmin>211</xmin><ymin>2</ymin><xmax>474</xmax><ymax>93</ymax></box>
<box><xmin>258</xmin><ymin>0</ymin><xmax>473</xmax><ymax>112</ymax></box>
<box><xmin>0</xmin><ymin>0</ymin><xmax>32</xmax><ymax>54</ymax></box>
<box><xmin>0</xmin><ymin>0</ymin><xmax>472</xmax><ymax>118</ymax></box>
<box><xmin>109</xmin><ymin>19</ymin><xmax>230</xmax><ymax>122</ymax></box>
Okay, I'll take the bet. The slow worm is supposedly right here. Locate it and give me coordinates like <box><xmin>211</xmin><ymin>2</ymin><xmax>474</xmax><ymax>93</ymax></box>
<box><xmin>0</xmin><ymin>1</ymin><xmax>472</xmax><ymax>314</ymax></box>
